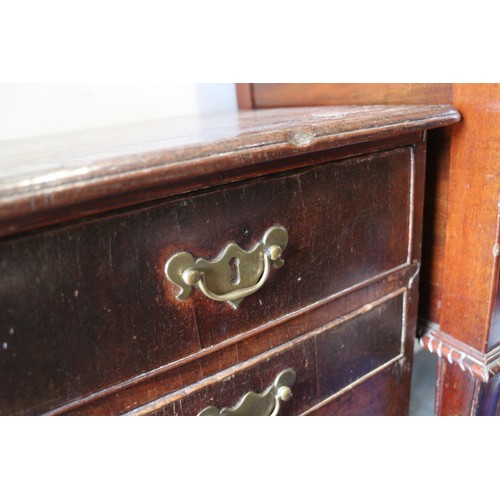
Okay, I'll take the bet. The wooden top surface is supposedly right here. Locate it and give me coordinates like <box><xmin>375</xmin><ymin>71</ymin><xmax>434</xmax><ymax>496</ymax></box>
<box><xmin>0</xmin><ymin>105</ymin><xmax>460</xmax><ymax>236</ymax></box>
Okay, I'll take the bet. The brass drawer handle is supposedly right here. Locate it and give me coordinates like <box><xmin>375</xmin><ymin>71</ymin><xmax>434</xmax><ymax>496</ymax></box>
<box><xmin>198</xmin><ymin>369</ymin><xmax>296</xmax><ymax>416</ymax></box>
<box><xmin>165</xmin><ymin>226</ymin><xmax>288</xmax><ymax>308</ymax></box>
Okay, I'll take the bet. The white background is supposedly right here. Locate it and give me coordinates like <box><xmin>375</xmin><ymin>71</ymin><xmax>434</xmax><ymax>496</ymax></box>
<box><xmin>0</xmin><ymin>83</ymin><xmax>237</xmax><ymax>140</ymax></box>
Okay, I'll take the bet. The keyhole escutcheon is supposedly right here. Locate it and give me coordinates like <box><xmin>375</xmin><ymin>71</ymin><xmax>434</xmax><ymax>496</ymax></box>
<box><xmin>229</xmin><ymin>257</ymin><xmax>240</xmax><ymax>284</ymax></box>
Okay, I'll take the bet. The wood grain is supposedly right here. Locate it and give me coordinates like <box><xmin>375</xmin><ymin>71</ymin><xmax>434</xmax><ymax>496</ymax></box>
<box><xmin>307</xmin><ymin>362</ymin><xmax>409</xmax><ymax>416</ymax></box>
<box><xmin>61</xmin><ymin>264</ymin><xmax>419</xmax><ymax>415</ymax></box>
<box><xmin>0</xmin><ymin>147</ymin><xmax>414</xmax><ymax>415</ymax></box>
<box><xmin>418</xmin><ymin>127</ymin><xmax>452</xmax><ymax>324</ymax></box>
<box><xmin>138</xmin><ymin>293</ymin><xmax>406</xmax><ymax>416</ymax></box>
<box><xmin>0</xmin><ymin>105</ymin><xmax>459</xmax><ymax>238</ymax></box>
<box><xmin>435</xmin><ymin>358</ymin><xmax>480</xmax><ymax>415</ymax></box>
<box><xmin>252</xmin><ymin>84</ymin><xmax>453</xmax><ymax>107</ymax></box>
<box><xmin>237</xmin><ymin>83</ymin><xmax>500</xmax><ymax>414</ymax></box>
<box><xmin>0</xmin><ymin>104</ymin><xmax>455</xmax><ymax>416</ymax></box>
<box><xmin>239</xmin><ymin>84</ymin><xmax>456</xmax><ymax>328</ymax></box>
<box><xmin>440</xmin><ymin>84</ymin><xmax>500</xmax><ymax>352</ymax></box>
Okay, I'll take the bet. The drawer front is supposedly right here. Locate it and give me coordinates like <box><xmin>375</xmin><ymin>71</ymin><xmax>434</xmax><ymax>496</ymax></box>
<box><xmin>0</xmin><ymin>147</ymin><xmax>412</xmax><ymax>415</ymax></box>
<box><xmin>138</xmin><ymin>292</ymin><xmax>407</xmax><ymax>416</ymax></box>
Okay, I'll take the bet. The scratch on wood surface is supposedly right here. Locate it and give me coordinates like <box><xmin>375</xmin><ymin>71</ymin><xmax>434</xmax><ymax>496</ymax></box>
<box><xmin>191</xmin><ymin>304</ymin><xmax>203</xmax><ymax>351</ymax></box>
<box><xmin>295</xmin><ymin>175</ymin><xmax>307</xmax><ymax>212</ymax></box>
<box><xmin>172</xmin><ymin>205</ymin><xmax>181</xmax><ymax>239</ymax></box>
<box><xmin>108</xmin><ymin>239</ymin><xmax>113</xmax><ymax>270</ymax></box>
<box><xmin>297</xmin><ymin>233</ymin><xmax>338</xmax><ymax>277</ymax></box>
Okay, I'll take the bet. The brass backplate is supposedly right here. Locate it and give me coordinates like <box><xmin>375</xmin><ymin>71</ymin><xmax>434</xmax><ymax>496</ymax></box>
<box><xmin>198</xmin><ymin>369</ymin><xmax>296</xmax><ymax>416</ymax></box>
<box><xmin>165</xmin><ymin>226</ymin><xmax>288</xmax><ymax>307</ymax></box>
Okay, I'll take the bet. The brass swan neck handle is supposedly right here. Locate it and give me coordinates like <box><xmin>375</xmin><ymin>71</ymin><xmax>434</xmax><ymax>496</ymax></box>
<box><xmin>198</xmin><ymin>369</ymin><xmax>296</xmax><ymax>416</ymax></box>
<box><xmin>164</xmin><ymin>226</ymin><xmax>288</xmax><ymax>308</ymax></box>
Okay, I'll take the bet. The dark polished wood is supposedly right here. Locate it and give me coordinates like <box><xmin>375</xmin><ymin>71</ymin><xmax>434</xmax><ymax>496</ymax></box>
<box><xmin>0</xmin><ymin>147</ymin><xmax>414</xmax><ymax>415</ymax></box>
<box><xmin>238</xmin><ymin>84</ymin><xmax>456</xmax><ymax>330</ymax></box>
<box><xmin>0</xmin><ymin>106</ymin><xmax>458</xmax><ymax>415</ymax></box>
<box><xmin>239</xmin><ymin>83</ymin><xmax>500</xmax><ymax>416</ymax></box>
<box><xmin>419</xmin><ymin>126</ymin><xmax>452</xmax><ymax>324</ymax></box>
<box><xmin>62</xmin><ymin>264</ymin><xmax>419</xmax><ymax>415</ymax></box>
<box><xmin>137</xmin><ymin>294</ymin><xmax>407</xmax><ymax>416</ymax></box>
<box><xmin>308</xmin><ymin>363</ymin><xmax>409</xmax><ymax>416</ymax></box>
<box><xmin>0</xmin><ymin>105</ymin><xmax>459</xmax><ymax>238</ymax></box>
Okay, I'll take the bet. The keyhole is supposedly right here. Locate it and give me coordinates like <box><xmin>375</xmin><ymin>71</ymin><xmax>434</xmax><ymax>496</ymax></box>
<box><xmin>229</xmin><ymin>257</ymin><xmax>241</xmax><ymax>284</ymax></box>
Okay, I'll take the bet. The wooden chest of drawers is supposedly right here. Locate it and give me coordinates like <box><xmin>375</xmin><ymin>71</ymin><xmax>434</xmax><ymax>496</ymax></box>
<box><xmin>0</xmin><ymin>105</ymin><xmax>459</xmax><ymax>415</ymax></box>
